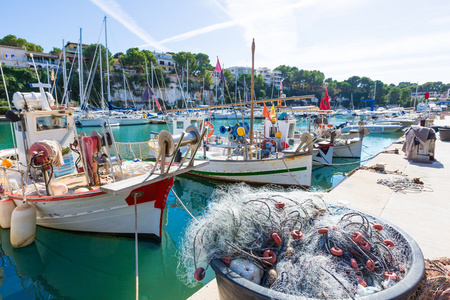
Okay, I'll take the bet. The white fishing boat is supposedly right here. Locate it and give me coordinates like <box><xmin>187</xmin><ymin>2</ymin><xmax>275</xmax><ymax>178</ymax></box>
<box><xmin>341</xmin><ymin>121</ymin><xmax>402</xmax><ymax>134</ymax></box>
<box><xmin>0</xmin><ymin>81</ymin><xmax>206</xmax><ymax>246</ymax></box>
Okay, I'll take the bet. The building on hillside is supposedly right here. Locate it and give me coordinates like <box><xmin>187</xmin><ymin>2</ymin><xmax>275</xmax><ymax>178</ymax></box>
<box><xmin>255</xmin><ymin>67</ymin><xmax>283</xmax><ymax>88</ymax></box>
<box><xmin>1</xmin><ymin>44</ymin><xmax>59</xmax><ymax>69</ymax></box>
<box><xmin>153</xmin><ymin>51</ymin><xmax>176</xmax><ymax>72</ymax></box>
<box><xmin>226</xmin><ymin>66</ymin><xmax>252</xmax><ymax>79</ymax></box>
<box><xmin>62</xmin><ymin>42</ymin><xmax>90</xmax><ymax>65</ymax></box>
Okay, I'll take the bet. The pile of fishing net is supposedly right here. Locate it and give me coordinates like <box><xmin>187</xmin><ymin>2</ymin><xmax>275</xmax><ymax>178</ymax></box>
<box><xmin>409</xmin><ymin>257</ymin><xmax>450</xmax><ymax>300</ymax></box>
<box><xmin>178</xmin><ymin>185</ymin><xmax>413</xmax><ymax>299</ymax></box>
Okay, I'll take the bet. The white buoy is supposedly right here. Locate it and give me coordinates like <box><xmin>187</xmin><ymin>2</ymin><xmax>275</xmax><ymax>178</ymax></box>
<box><xmin>0</xmin><ymin>198</ymin><xmax>16</xmax><ymax>228</ymax></box>
<box><xmin>10</xmin><ymin>202</ymin><xmax>36</xmax><ymax>248</ymax></box>
<box><xmin>51</xmin><ymin>182</ymin><xmax>68</xmax><ymax>196</ymax></box>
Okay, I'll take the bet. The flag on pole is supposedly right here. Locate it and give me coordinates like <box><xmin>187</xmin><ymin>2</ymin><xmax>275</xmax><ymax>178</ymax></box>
<box><xmin>324</xmin><ymin>88</ymin><xmax>331</xmax><ymax>110</ymax></box>
<box><xmin>280</xmin><ymin>81</ymin><xmax>283</xmax><ymax>90</ymax></box>
<box><xmin>320</xmin><ymin>97</ymin><xmax>326</xmax><ymax>110</ymax></box>
<box><xmin>146</xmin><ymin>85</ymin><xmax>162</xmax><ymax>110</ymax></box>
<box><xmin>270</xmin><ymin>104</ymin><xmax>277</xmax><ymax>121</ymax></box>
<box><xmin>214</xmin><ymin>57</ymin><xmax>222</xmax><ymax>73</ymax></box>
<box><xmin>245</xmin><ymin>87</ymin><xmax>251</xmax><ymax>102</ymax></box>
<box><xmin>219</xmin><ymin>70</ymin><xmax>226</xmax><ymax>84</ymax></box>
<box><xmin>263</xmin><ymin>103</ymin><xmax>270</xmax><ymax>120</ymax></box>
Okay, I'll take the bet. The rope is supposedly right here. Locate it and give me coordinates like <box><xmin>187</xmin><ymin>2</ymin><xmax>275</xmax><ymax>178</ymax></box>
<box><xmin>171</xmin><ymin>188</ymin><xmax>198</xmax><ymax>222</ymax></box>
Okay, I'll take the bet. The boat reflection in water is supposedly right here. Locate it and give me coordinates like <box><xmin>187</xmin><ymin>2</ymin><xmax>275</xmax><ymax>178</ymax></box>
<box><xmin>0</xmin><ymin>193</ymin><xmax>206</xmax><ymax>299</ymax></box>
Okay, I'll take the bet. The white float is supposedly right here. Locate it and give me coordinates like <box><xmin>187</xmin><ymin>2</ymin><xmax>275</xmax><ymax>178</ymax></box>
<box><xmin>0</xmin><ymin>198</ymin><xmax>16</xmax><ymax>228</ymax></box>
<box><xmin>10</xmin><ymin>202</ymin><xmax>36</xmax><ymax>248</ymax></box>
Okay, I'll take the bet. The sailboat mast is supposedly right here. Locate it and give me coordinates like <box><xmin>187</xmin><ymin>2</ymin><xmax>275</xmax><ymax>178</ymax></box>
<box><xmin>79</xmin><ymin>28</ymin><xmax>84</xmax><ymax>108</ymax></box>
<box><xmin>250</xmin><ymin>38</ymin><xmax>255</xmax><ymax>146</ymax></box>
<box><xmin>62</xmin><ymin>39</ymin><xmax>67</xmax><ymax>106</ymax></box>
<box><xmin>123</xmin><ymin>72</ymin><xmax>127</xmax><ymax>108</ymax></box>
<box><xmin>151</xmin><ymin>62</ymin><xmax>154</xmax><ymax>111</ymax></box>
<box><xmin>100</xmin><ymin>44</ymin><xmax>105</xmax><ymax>111</ymax></box>
<box><xmin>105</xmin><ymin>16</ymin><xmax>112</xmax><ymax>111</ymax></box>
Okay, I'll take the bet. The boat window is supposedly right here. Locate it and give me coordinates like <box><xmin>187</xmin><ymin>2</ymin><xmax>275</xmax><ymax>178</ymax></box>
<box><xmin>190</xmin><ymin>120</ymin><xmax>202</xmax><ymax>128</ymax></box>
<box><xmin>177</xmin><ymin>121</ymin><xmax>184</xmax><ymax>129</ymax></box>
<box><xmin>36</xmin><ymin>115</ymin><xmax>68</xmax><ymax>131</ymax></box>
<box><xmin>288</xmin><ymin>123</ymin><xmax>295</xmax><ymax>138</ymax></box>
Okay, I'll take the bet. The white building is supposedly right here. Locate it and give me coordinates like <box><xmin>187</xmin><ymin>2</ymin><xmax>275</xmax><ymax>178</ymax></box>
<box><xmin>255</xmin><ymin>67</ymin><xmax>283</xmax><ymax>88</ymax></box>
<box><xmin>226</xmin><ymin>66</ymin><xmax>252</xmax><ymax>79</ymax></box>
<box><xmin>153</xmin><ymin>51</ymin><xmax>176</xmax><ymax>72</ymax></box>
<box><xmin>0</xmin><ymin>44</ymin><xmax>59</xmax><ymax>69</ymax></box>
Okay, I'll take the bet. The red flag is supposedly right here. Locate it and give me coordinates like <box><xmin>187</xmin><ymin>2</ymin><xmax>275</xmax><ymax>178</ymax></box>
<box><xmin>324</xmin><ymin>88</ymin><xmax>331</xmax><ymax>110</ymax></box>
<box><xmin>425</xmin><ymin>92</ymin><xmax>429</xmax><ymax>99</ymax></box>
<box><xmin>280</xmin><ymin>81</ymin><xmax>283</xmax><ymax>89</ymax></box>
<box><xmin>320</xmin><ymin>97</ymin><xmax>326</xmax><ymax>110</ymax></box>
<box><xmin>263</xmin><ymin>103</ymin><xmax>270</xmax><ymax>120</ymax></box>
<box><xmin>214</xmin><ymin>57</ymin><xmax>222</xmax><ymax>73</ymax></box>
<box><xmin>154</xmin><ymin>96</ymin><xmax>161</xmax><ymax>110</ymax></box>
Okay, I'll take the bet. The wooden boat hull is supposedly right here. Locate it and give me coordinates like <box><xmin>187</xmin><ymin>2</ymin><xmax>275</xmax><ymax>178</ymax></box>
<box><xmin>189</xmin><ymin>154</ymin><xmax>312</xmax><ymax>187</ymax></box>
<box><xmin>8</xmin><ymin>178</ymin><xmax>174</xmax><ymax>240</ymax></box>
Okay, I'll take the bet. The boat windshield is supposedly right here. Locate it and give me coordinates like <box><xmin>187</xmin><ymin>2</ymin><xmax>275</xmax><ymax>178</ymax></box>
<box><xmin>36</xmin><ymin>115</ymin><xmax>68</xmax><ymax>131</ymax></box>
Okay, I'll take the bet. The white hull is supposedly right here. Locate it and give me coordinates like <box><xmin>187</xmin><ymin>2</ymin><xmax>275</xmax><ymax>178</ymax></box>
<box><xmin>333</xmin><ymin>138</ymin><xmax>363</xmax><ymax>158</ymax></box>
<box><xmin>114</xmin><ymin>117</ymin><xmax>150</xmax><ymax>125</ymax></box>
<box><xmin>189</xmin><ymin>154</ymin><xmax>312</xmax><ymax>187</ymax></box>
<box><xmin>9</xmin><ymin>178</ymin><xmax>173</xmax><ymax>239</ymax></box>
<box><xmin>77</xmin><ymin>117</ymin><xmax>120</xmax><ymax>127</ymax></box>
<box><xmin>312</xmin><ymin>144</ymin><xmax>334</xmax><ymax>166</ymax></box>
<box><xmin>342</xmin><ymin>125</ymin><xmax>401</xmax><ymax>134</ymax></box>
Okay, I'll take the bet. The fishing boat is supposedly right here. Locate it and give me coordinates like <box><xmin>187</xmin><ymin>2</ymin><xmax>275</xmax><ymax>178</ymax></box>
<box><xmin>340</xmin><ymin>120</ymin><xmax>402</xmax><ymax>134</ymax></box>
<box><xmin>0</xmin><ymin>81</ymin><xmax>206</xmax><ymax>245</ymax></box>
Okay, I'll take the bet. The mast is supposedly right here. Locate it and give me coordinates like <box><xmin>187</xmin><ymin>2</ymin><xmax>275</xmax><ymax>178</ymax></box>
<box><xmin>79</xmin><ymin>28</ymin><xmax>84</xmax><ymax>108</ymax></box>
<box><xmin>145</xmin><ymin>58</ymin><xmax>150</xmax><ymax>110</ymax></box>
<box><xmin>105</xmin><ymin>16</ymin><xmax>112</xmax><ymax>113</ymax></box>
<box><xmin>186</xmin><ymin>59</ymin><xmax>189</xmax><ymax>108</ymax></box>
<box><xmin>250</xmin><ymin>38</ymin><xmax>255</xmax><ymax>146</ymax></box>
<box><xmin>100</xmin><ymin>44</ymin><xmax>105</xmax><ymax>111</ymax></box>
<box><xmin>62</xmin><ymin>39</ymin><xmax>67</xmax><ymax>106</ymax></box>
<box><xmin>123</xmin><ymin>72</ymin><xmax>127</xmax><ymax>108</ymax></box>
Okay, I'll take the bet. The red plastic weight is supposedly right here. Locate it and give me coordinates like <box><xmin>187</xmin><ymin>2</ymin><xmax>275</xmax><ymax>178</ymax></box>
<box><xmin>359</xmin><ymin>240</ymin><xmax>370</xmax><ymax>251</ymax></box>
<box><xmin>291</xmin><ymin>230</ymin><xmax>303</xmax><ymax>240</ymax></box>
<box><xmin>331</xmin><ymin>247</ymin><xmax>343</xmax><ymax>256</ymax></box>
<box><xmin>351</xmin><ymin>231</ymin><xmax>363</xmax><ymax>243</ymax></box>
<box><xmin>357</xmin><ymin>277</ymin><xmax>367</xmax><ymax>287</ymax></box>
<box><xmin>318</xmin><ymin>228</ymin><xmax>329</xmax><ymax>234</ymax></box>
<box><xmin>383</xmin><ymin>239</ymin><xmax>395</xmax><ymax>250</ymax></box>
<box><xmin>194</xmin><ymin>267</ymin><xmax>205</xmax><ymax>281</ymax></box>
<box><xmin>271</xmin><ymin>233</ymin><xmax>282</xmax><ymax>246</ymax></box>
<box><xmin>274</xmin><ymin>201</ymin><xmax>285</xmax><ymax>208</ymax></box>
<box><xmin>263</xmin><ymin>250</ymin><xmax>276</xmax><ymax>264</ymax></box>
<box><xmin>350</xmin><ymin>258</ymin><xmax>358</xmax><ymax>269</ymax></box>
<box><xmin>223</xmin><ymin>256</ymin><xmax>231</xmax><ymax>267</ymax></box>
<box><xmin>373</xmin><ymin>224</ymin><xmax>383</xmax><ymax>231</ymax></box>
<box><xmin>384</xmin><ymin>272</ymin><xmax>398</xmax><ymax>281</ymax></box>
<box><xmin>366</xmin><ymin>260</ymin><xmax>375</xmax><ymax>271</ymax></box>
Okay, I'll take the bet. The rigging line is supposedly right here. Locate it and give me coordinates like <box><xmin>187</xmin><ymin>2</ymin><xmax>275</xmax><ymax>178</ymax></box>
<box><xmin>171</xmin><ymin>188</ymin><xmax>198</xmax><ymax>222</ymax></box>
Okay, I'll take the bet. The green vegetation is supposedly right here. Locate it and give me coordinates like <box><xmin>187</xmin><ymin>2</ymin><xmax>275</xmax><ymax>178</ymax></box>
<box><xmin>1</xmin><ymin>34</ymin><xmax>449</xmax><ymax>109</ymax></box>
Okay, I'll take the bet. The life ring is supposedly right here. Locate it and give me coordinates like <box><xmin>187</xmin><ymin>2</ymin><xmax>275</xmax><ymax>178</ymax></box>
<box><xmin>204</xmin><ymin>121</ymin><xmax>214</xmax><ymax>137</ymax></box>
<box><xmin>261</xmin><ymin>139</ymin><xmax>276</xmax><ymax>149</ymax></box>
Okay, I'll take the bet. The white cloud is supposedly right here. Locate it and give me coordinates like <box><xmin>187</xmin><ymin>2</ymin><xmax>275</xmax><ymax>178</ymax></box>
<box><xmin>90</xmin><ymin>0</ymin><xmax>169</xmax><ymax>52</ymax></box>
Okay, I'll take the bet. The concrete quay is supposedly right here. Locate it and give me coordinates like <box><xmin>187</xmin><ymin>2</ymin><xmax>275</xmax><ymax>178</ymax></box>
<box><xmin>189</xmin><ymin>117</ymin><xmax>450</xmax><ymax>299</ymax></box>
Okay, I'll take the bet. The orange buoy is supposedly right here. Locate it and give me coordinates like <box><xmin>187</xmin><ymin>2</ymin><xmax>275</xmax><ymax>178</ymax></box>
<box><xmin>263</xmin><ymin>250</ymin><xmax>276</xmax><ymax>264</ymax></box>
<box><xmin>291</xmin><ymin>230</ymin><xmax>303</xmax><ymax>240</ymax></box>
<box><xmin>1</xmin><ymin>159</ymin><xmax>13</xmax><ymax>168</ymax></box>
<box><xmin>373</xmin><ymin>224</ymin><xmax>383</xmax><ymax>231</ymax></box>
<box><xmin>358</xmin><ymin>277</ymin><xmax>367</xmax><ymax>287</ymax></box>
<box><xmin>359</xmin><ymin>240</ymin><xmax>370</xmax><ymax>250</ymax></box>
<box><xmin>271</xmin><ymin>233</ymin><xmax>282</xmax><ymax>246</ymax></box>
<box><xmin>331</xmin><ymin>247</ymin><xmax>343</xmax><ymax>256</ymax></box>
<box><xmin>384</xmin><ymin>271</ymin><xmax>397</xmax><ymax>281</ymax></box>
<box><xmin>351</xmin><ymin>231</ymin><xmax>363</xmax><ymax>243</ymax></box>
<box><xmin>350</xmin><ymin>258</ymin><xmax>358</xmax><ymax>269</ymax></box>
<box><xmin>366</xmin><ymin>260</ymin><xmax>375</xmax><ymax>271</ymax></box>
<box><xmin>383</xmin><ymin>239</ymin><xmax>395</xmax><ymax>250</ymax></box>
<box><xmin>318</xmin><ymin>228</ymin><xmax>329</xmax><ymax>234</ymax></box>
<box><xmin>274</xmin><ymin>201</ymin><xmax>285</xmax><ymax>209</ymax></box>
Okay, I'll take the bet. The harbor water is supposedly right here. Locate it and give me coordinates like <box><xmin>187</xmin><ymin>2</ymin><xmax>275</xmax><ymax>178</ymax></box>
<box><xmin>0</xmin><ymin>117</ymin><xmax>404</xmax><ymax>299</ymax></box>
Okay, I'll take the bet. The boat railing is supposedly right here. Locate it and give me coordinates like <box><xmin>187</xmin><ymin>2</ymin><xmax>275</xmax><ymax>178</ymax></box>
<box><xmin>115</xmin><ymin>141</ymin><xmax>156</xmax><ymax>161</ymax></box>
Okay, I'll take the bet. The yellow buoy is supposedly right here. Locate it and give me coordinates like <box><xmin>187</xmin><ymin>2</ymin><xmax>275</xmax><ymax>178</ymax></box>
<box><xmin>271</xmin><ymin>118</ymin><xmax>276</xmax><ymax>123</ymax></box>
<box><xmin>236</xmin><ymin>127</ymin><xmax>245</xmax><ymax>136</ymax></box>
<box><xmin>276</xmin><ymin>131</ymin><xmax>282</xmax><ymax>139</ymax></box>
<box><xmin>1</xmin><ymin>159</ymin><xmax>13</xmax><ymax>168</ymax></box>
<box><xmin>10</xmin><ymin>203</ymin><xmax>36</xmax><ymax>248</ymax></box>
<box><xmin>0</xmin><ymin>198</ymin><xmax>16</xmax><ymax>228</ymax></box>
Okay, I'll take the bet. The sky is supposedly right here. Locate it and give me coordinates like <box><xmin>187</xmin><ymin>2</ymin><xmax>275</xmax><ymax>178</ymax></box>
<box><xmin>1</xmin><ymin>0</ymin><xmax>449</xmax><ymax>85</ymax></box>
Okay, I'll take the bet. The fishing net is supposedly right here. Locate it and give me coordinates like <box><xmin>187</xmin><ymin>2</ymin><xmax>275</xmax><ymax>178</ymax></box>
<box><xmin>177</xmin><ymin>185</ymin><xmax>413</xmax><ymax>299</ymax></box>
<box><xmin>408</xmin><ymin>257</ymin><xmax>450</xmax><ymax>300</ymax></box>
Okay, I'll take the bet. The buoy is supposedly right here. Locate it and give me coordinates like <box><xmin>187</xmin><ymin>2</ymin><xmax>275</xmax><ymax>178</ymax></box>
<box><xmin>229</xmin><ymin>259</ymin><xmax>263</xmax><ymax>284</ymax></box>
<box><xmin>263</xmin><ymin>250</ymin><xmax>276</xmax><ymax>264</ymax></box>
<box><xmin>271</xmin><ymin>233</ymin><xmax>282</xmax><ymax>246</ymax></box>
<box><xmin>359</xmin><ymin>240</ymin><xmax>370</xmax><ymax>250</ymax></box>
<box><xmin>318</xmin><ymin>228</ymin><xmax>329</xmax><ymax>234</ymax></box>
<box><xmin>331</xmin><ymin>247</ymin><xmax>343</xmax><ymax>256</ymax></box>
<box><xmin>373</xmin><ymin>224</ymin><xmax>383</xmax><ymax>231</ymax></box>
<box><xmin>383</xmin><ymin>239</ymin><xmax>395</xmax><ymax>250</ymax></box>
<box><xmin>0</xmin><ymin>198</ymin><xmax>16</xmax><ymax>228</ymax></box>
<box><xmin>284</xmin><ymin>247</ymin><xmax>295</xmax><ymax>257</ymax></box>
<box><xmin>274</xmin><ymin>201</ymin><xmax>285</xmax><ymax>209</ymax></box>
<box><xmin>267</xmin><ymin>269</ymin><xmax>277</xmax><ymax>286</ymax></box>
<box><xmin>204</xmin><ymin>121</ymin><xmax>214</xmax><ymax>137</ymax></box>
<box><xmin>236</xmin><ymin>127</ymin><xmax>245</xmax><ymax>136</ymax></box>
<box><xmin>1</xmin><ymin>159</ymin><xmax>13</xmax><ymax>168</ymax></box>
<box><xmin>350</xmin><ymin>258</ymin><xmax>358</xmax><ymax>269</ymax></box>
<box><xmin>357</xmin><ymin>277</ymin><xmax>367</xmax><ymax>287</ymax></box>
<box><xmin>351</xmin><ymin>231</ymin><xmax>363</xmax><ymax>243</ymax></box>
<box><xmin>194</xmin><ymin>267</ymin><xmax>205</xmax><ymax>281</ymax></box>
<box><xmin>74</xmin><ymin>187</ymin><xmax>90</xmax><ymax>193</ymax></box>
<box><xmin>384</xmin><ymin>271</ymin><xmax>397</xmax><ymax>281</ymax></box>
<box><xmin>291</xmin><ymin>230</ymin><xmax>303</xmax><ymax>240</ymax></box>
<box><xmin>366</xmin><ymin>260</ymin><xmax>375</xmax><ymax>271</ymax></box>
<box><xmin>51</xmin><ymin>182</ymin><xmax>68</xmax><ymax>196</ymax></box>
<box><xmin>223</xmin><ymin>256</ymin><xmax>232</xmax><ymax>267</ymax></box>
<box><xmin>275</xmin><ymin>131</ymin><xmax>282</xmax><ymax>139</ymax></box>
<box><xmin>10</xmin><ymin>202</ymin><xmax>36</xmax><ymax>248</ymax></box>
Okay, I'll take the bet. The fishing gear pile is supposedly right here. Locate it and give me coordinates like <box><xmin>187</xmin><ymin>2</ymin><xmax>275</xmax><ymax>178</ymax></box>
<box><xmin>177</xmin><ymin>185</ymin><xmax>412</xmax><ymax>299</ymax></box>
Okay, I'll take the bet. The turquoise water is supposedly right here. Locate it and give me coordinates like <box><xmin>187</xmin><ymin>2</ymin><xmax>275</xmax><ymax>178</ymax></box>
<box><xmin>0</xmin><ymin>118</ymin><xmax>403</xmax><ymax>299</ymax></box>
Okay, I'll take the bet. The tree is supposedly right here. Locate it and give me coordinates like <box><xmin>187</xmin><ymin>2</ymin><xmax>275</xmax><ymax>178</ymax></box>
<box><xmin>387</xmin><ymin>87</ymin><xmax>401</xmax><ymax>104</ymax></box>
<box><xmin>119</xmin><ymin>47</ymin><xmax>156</xmax><ymax>72</ymax></box>
<box><xmin>83</xmin><ymin>44</ymin><xmax>114</xmax><ymax>72</ymax></box>
<box><xmin>0</xmin><ymin>34</ymin><xmax>43</xmax><ymax>52</ymax></box>
<box><xmin>173</xmin><ymin>52</ymin><xmax>198</xmax><ymax>74</ymax></box>
<box><xmin>50</xmin><ymin>47</ymin><xmax>61</xmax><ymax>56</ymax></box>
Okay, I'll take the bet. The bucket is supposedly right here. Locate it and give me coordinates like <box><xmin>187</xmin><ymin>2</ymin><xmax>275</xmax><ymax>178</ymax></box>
<box><xmin>210</xmin><ymin>211</ymin><xmax>425</xmax><ymax>300</ymax></box>
<box><xmin>439</xmin><ymin>128</ymin><xmax>450</xmax><ymax>141</ymax></box>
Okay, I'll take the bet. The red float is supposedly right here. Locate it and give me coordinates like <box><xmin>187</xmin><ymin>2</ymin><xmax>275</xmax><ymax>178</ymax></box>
<box><xmin>291</xmin><ymin>230</ymin><xmax>303</xmax><ymax>240</ymax></box>
<box><xmin>351</xmin><ymin>231</ymin><xmax>363</xmax><ymax>243</ymax></box>
<box><xmin>263</xmin><ymin>250</ymin><xmax>276</xmax><ymax>264</ymax></box>
<box><xmin>271</xmin><ymin>233</ymin><xmax>282</xmax><ymax>246</ymax></box>
<box><xmin>194</xmin><ymin>267</ymin><xmax>205</xmax><ymax>281</ymax></box>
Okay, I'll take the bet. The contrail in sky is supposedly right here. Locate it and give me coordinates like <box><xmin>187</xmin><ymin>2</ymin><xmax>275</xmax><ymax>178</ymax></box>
<box><xmin>90</xmin><ymin>0</ymin><xmax>169</xmax><ymax>52</ymax></box>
